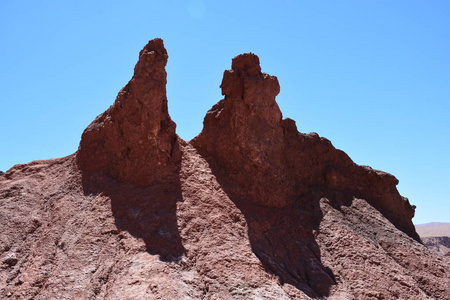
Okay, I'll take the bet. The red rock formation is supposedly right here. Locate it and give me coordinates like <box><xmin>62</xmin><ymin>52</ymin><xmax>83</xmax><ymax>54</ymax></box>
<box><xmin>1</xmin><ymin>39</ymin><xmax>449</xmax><ymax>299</ymax></box>
<box><xmin>77</xmin><ymin>38</ymin><xmax>180</xmax><ymax>188</ymax></box>
<box><xmin>192</xmin><ymin>52</ymin><xmax>419</xmax><ymax>242</ymax></box>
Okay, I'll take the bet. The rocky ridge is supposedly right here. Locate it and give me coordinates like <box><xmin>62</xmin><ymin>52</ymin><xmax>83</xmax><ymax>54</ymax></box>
<box><xmin>192</xmin><ymin>52</ymin><xmax>418</xmax><ymax>241</ymax></box>
<box><xmin>1</xmin><ymin>39</ymin><xmax>449</xmax><ymax>299</ymax></box>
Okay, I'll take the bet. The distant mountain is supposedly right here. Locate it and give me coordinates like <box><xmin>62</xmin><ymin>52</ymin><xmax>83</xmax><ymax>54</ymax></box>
<box><xmin>416</xmin><ymin>223</ymin><xmax>450</xmax><ymax>255</ymax></box>
<box><xmin>416</xmin><ymin>222</ymin><xmax>450</xmax><ymax>237</ymax></box>
<box><xmin>416</xmin><ymin>222</ymin><xmax>450</xmax><ymax>227</ymax></box>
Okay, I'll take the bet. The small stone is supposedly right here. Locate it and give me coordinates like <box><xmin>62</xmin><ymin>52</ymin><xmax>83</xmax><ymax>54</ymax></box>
<box><xmin>3</xmin><ymin>253</ymin><xmax>18</xmax><ymax>266</ymax></box>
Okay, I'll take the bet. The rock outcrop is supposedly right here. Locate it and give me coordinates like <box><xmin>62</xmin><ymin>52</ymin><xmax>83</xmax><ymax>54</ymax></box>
<box><xmin>77</xmin><ymin>38</ymin><xmax>181</xmax><ymax>188</ymax></box>
<box><xmin>192</xmin><ymin>52</ymin><xmax>419</xmax><ymax>241</ymax></box>
<box><xmin>1</xmin><ymin>39</ymin><xmax>449</xmax><ymax>299</ymax></box>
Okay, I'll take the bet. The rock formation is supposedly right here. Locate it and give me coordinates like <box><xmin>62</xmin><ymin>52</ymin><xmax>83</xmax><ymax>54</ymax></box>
<box><xmin>192</xmin><ymin>52</ymin><xmax>419</xmax><ymax>241</ymax></box>
<box><xmin>1</xmin><ymin>39</ymin><xmax>449</xmax><ymax>299</ymax></box>
<box><xmin>77</xmin><ymin>38</ymin><xmax>181</xmax><ymax>188</ymax></box>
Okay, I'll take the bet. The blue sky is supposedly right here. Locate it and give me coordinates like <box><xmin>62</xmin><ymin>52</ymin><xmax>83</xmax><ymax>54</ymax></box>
<box><xmin>1</xmin><ymin>1</ymin><xmax>449</xmax><ymax>224</ymax></box>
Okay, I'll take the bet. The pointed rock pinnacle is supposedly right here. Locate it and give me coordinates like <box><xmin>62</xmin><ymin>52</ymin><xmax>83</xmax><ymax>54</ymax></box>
<box><xmin>77</xmin><ymin>38</ymin><xmax>180</xmax><ymax>187</ymax></box>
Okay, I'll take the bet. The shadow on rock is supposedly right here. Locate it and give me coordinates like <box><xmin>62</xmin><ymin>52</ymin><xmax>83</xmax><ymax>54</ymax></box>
<box><xmin>81</xmin><ymin>171</ymin><xmax>185</xmax><ymax>262</ymax></box>
<box><xmin>198</xmin><ymin>160</ymin><xmax>336</xmax><ymax>298</ymax></box>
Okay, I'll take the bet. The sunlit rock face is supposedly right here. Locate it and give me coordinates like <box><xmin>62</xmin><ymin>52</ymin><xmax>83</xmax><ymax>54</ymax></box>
<box><xmin>77</xmin><ymin>38</ymin><xmax>181</xmax><ymax>187</ymax></box>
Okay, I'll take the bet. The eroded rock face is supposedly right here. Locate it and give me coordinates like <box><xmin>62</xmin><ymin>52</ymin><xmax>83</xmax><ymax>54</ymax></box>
<box><xmin>77</xmin><ymin>39</ymin><xmax>180</xmax><ymax>187</ymax></box>
<box><xmin>2</xmin><ymin>39</ymin><xmax>447</xmax><ymax>299</ymax></box>
<box><xmin>192</xmin><ymin>52</ymin><xmax>419</xmax><ymax>241</ymax></box>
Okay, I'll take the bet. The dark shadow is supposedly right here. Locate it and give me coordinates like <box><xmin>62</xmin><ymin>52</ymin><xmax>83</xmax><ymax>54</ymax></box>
<box><xmin>194</xmin><ymin>151</ymin><xmax>337</xmax><ymax>298</ymax></box>
<box><xmin>81</xmin><ymin>170</ymin><xmax>185</xmax><ymax>262</ymax></box>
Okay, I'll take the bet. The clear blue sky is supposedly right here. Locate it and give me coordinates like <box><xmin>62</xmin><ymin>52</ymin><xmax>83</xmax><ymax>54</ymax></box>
<box><xmin>1</xmin><ymin>1</ymin><xmax>449</xmax><ymax>224</ymax></box>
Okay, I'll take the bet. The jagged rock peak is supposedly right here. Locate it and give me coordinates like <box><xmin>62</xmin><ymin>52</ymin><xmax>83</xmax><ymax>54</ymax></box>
<box><xmin>193</xmin><ymin>51</ymin><xmax>420</xmax><ymax>242</ymax></box>
<box><xmin>76</xmin><ymin>38</ymin><xmax>180</xmax><ymax>188</ymax></box>
<box><xmin>220</xmin><ymin>53</ymin><xmax>281</xmax><ymax>111</ymax></box>
<box><xmin>192</xmin><ymin>52</ymin><xmax>288</xmax><ymax>207</ymax></box>
<box><xmin>133</xmin><ymin>38</ymin><xmax>168</xmax><ymax>81</ymax></box>
<box><xmin>230</xmin><ymin>53</ymin><xmax>261</xmax><ymax>77</ymax></box>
